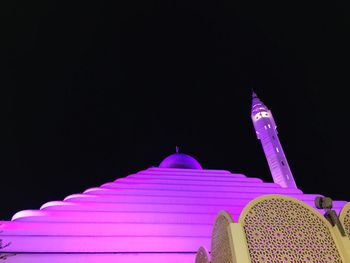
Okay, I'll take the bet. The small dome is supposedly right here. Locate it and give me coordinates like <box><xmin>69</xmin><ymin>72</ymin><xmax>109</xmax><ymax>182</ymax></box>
<box><xmin>159</xmin><ymin>153</ymin><xmax>203</xmax><ymax>169</ymax></box>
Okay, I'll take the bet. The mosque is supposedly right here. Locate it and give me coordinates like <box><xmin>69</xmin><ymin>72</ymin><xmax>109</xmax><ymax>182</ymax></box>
<box><xmin>1</xmin><ymin>92</ymin><xmax>349</xmax><ymax>262</ymax></box>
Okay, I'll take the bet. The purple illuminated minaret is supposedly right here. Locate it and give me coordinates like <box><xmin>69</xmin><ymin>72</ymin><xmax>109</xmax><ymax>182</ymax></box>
<box><xmin>251</xmin><ymin>91</ymin><xmax>297</xmax><ymax>188</ymax></box>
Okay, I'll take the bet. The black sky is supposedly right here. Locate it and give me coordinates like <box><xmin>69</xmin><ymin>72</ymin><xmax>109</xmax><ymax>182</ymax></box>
<box><xmin>2</xmin><ymin>1</ymin><xmax>349</xmax><ymax>220</ymax></box>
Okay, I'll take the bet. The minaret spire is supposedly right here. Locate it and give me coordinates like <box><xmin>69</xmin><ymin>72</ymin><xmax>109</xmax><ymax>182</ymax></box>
<box><xmin>252</xmin><ymin>89</ymin><xmax>257</xmax><ymax>98</ymax></box>
<box><xmin>251</xmin><ymin>91</ymin><xmax>297</xmax><ymax>188</ymax></box>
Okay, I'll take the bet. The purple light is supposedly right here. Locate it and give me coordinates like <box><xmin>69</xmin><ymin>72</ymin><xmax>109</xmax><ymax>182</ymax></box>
<box><xmin>251</xmin><ymin>92</ymin><xmax>297</xmax><ymax>188</ymax></box>
<box><xmin>1</xmin><ymin>166</ymin><xmax>348</xmax><ymax>262</ymax></box>
<box><xmin>159</xmin><ymin>153</ymin><xmax>203</xmax><ymax>169</ymax></box>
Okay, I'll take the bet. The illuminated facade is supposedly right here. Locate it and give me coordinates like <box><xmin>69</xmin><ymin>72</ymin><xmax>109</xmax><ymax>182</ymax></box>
<box><xmin>251</xmin><ymin>91</ymin><xmax>297</xmax><ymax>188</ymax></box>
<box><xmin>0</xmin><ymin>94</ymin><xmax>348</xmax><ymax>263</ymax></box>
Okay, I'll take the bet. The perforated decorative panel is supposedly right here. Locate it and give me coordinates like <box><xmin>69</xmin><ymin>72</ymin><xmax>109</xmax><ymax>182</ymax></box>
<box><xmin>195</xmin><ymin>246</ymin><xmax>210</xmax><ymax>263</ymax></box>
<box><xmin>340</xmin><ymin>202</ymin><xmax>350</xmax><ymax>238</ymax></box>
<box><xmin>240</xmin><ymin>195</ymin><xmax>342</xmax><ymax>263</ymax></box>
<box><xmin>211</xmin><ymin>212</ymin><xmax>234</xmax><ymax>263</ymax></box>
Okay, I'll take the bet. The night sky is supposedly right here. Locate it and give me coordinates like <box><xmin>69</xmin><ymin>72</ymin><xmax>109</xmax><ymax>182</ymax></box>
<box><xmin>2</xmin><ymin>1</ymin><xmax>349</xmax><ymax>220</ymax></box>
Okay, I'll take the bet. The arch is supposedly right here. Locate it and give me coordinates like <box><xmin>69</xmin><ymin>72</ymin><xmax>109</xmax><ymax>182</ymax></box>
<box><xmin>195</xmin><ymin>246</ymin><xmax>210</xmax><ymax>263</ymax></box>
<box><xmin>210</xmin><ymin>211</ymin><xmax>235</xmax><ymax>263</ymax></box>
<box><xmin>340</xmin><ymin>202</ymin><xmax>350</xmax><ymax>238</ymax></box>
<box><xmin>238</xmin><ymin>194</ymin><xmax>343</xmax><ymax>263</ymax></box>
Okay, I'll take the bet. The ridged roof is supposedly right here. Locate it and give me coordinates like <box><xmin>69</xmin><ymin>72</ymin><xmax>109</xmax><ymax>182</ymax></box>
<box><xmin>0</xmin><ymin>167</ymin><xmax>347</xmax><ymax>263</ymax></box>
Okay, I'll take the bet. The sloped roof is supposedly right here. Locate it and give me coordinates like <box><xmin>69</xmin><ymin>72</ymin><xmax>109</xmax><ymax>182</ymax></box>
<box><xmin>0</xmin><ymin>167</ymin><xmax>347</xmax><ymax>263</ymax></box>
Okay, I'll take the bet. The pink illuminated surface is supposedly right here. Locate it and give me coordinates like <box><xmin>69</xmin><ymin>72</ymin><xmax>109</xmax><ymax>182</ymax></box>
<box><xmin>0</xmin><ymin>157</ymin><xmax>347</xmax><ymax>263</ymax></box>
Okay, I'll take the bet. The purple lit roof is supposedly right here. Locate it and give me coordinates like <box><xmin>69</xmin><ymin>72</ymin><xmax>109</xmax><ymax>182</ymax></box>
<box><xmin>0</xmin><ymin>164</ymin><xmax>347</xmax><ymax>263</ymax></box>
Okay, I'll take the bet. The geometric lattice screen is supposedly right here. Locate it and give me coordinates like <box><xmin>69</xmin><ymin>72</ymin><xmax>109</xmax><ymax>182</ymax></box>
<box><xmin>210</xmin><ymin>212</ymin><xmax>234</xmax><ymax>263</ymax></box>
<box><xmin>340</xmin><ymin>202</ymin><xmax>350</xmax><ymax>239</ymax></box>
<box><xmin>239</xmin><ymin>195</ymin><xmax>343</xmax><ymax>263</ymax></box>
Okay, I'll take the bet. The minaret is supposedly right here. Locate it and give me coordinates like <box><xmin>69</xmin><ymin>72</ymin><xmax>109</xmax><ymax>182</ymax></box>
<box><xmin>251</xmin><ymin>91</ymin><xmax>297</xmax><ymax>188</ymax></box>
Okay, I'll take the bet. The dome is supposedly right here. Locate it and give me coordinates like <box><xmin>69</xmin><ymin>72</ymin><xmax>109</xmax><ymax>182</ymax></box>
<box><xmin>159</xmin><ymin>152</ymin><xmax>203</xmax><ymax>169</ymax></box>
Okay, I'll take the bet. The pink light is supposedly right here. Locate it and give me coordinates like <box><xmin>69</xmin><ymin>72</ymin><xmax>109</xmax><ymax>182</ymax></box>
<box><xmin>1</xmin><ymin>166</ymin><xmax>347</xmax><ymax>263</ymax></box>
